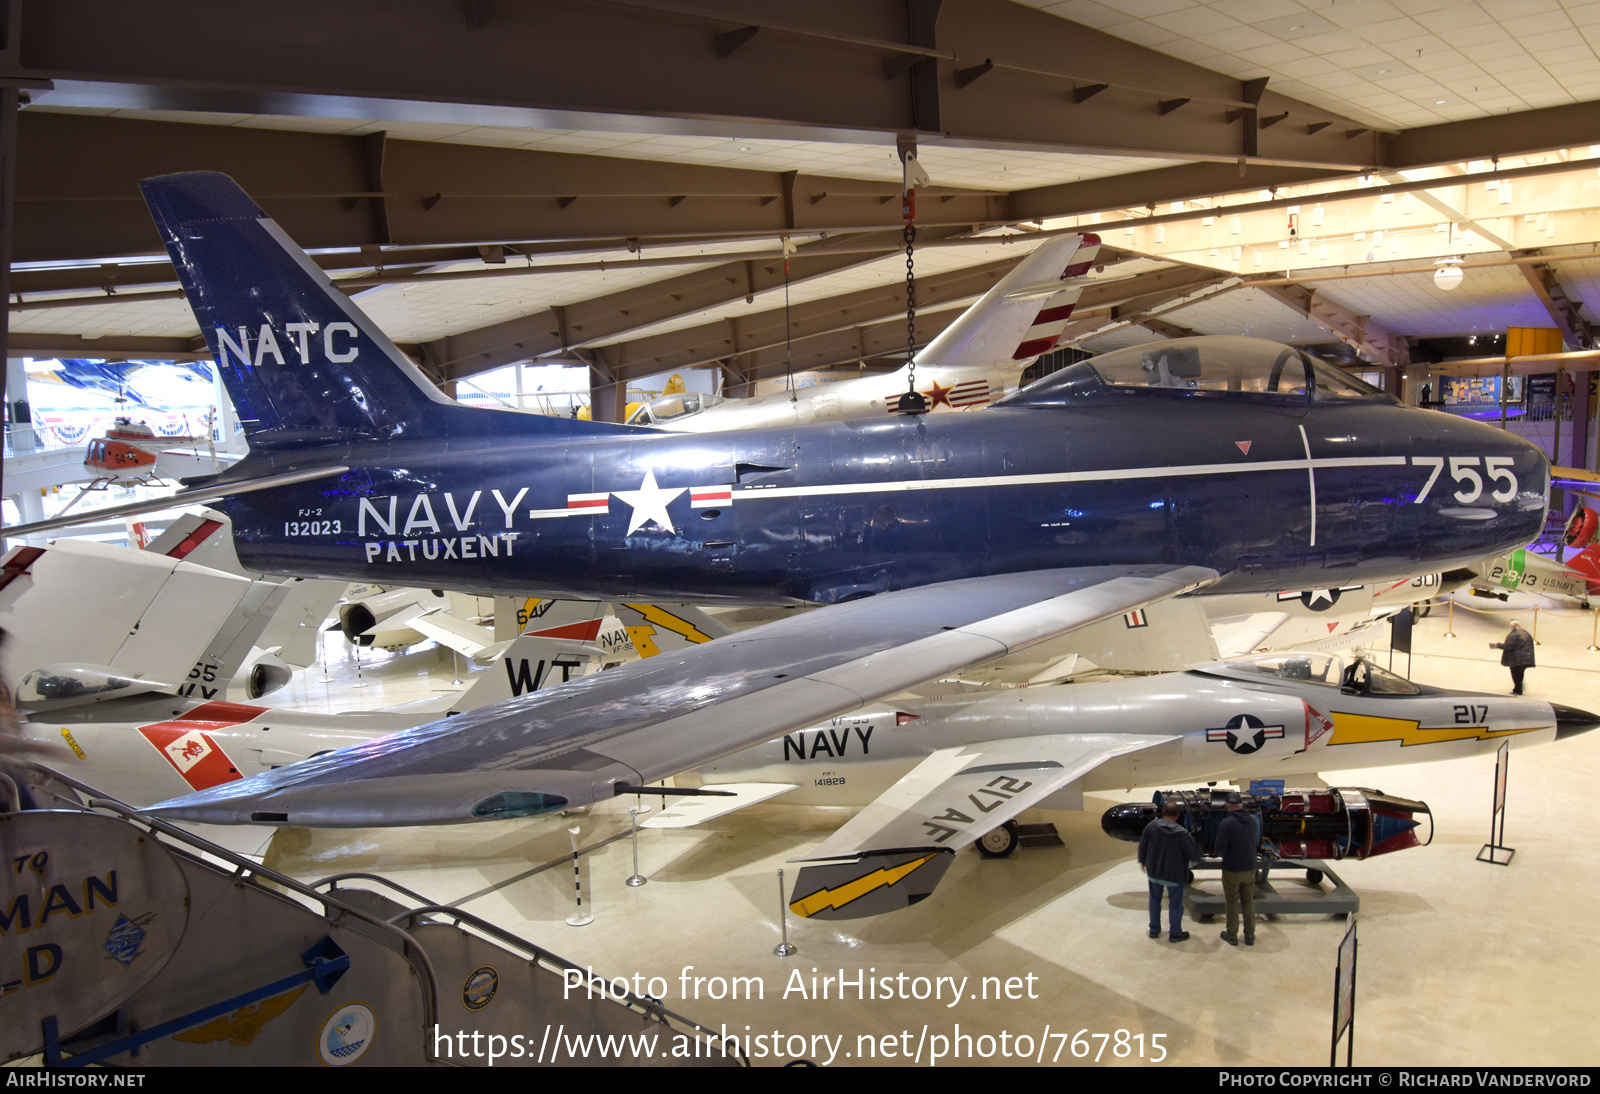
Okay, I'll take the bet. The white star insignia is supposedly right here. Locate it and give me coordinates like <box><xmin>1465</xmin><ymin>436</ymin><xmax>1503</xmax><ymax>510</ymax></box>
<box><xmin>611</xmin><ymin>468</ymin><xmax>686</xmax><ymax>535</ymax></box>
<box><xmin>1304</xmin><ymin>588</ymin><xmax>1335</xmax><ymax>607</ymax></box>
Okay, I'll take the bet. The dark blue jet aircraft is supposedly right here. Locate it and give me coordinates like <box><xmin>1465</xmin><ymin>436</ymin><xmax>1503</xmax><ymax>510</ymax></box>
<box><xmin>12</xmin><ymin>172</ymin><xmax>1545</xmax><ymax>908</ymax></box>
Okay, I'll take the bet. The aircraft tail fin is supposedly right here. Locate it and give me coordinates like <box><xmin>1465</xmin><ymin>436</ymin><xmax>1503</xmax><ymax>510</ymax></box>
<box><xmin>140</xmin><ymin>172</ymin><xmax>630</xmax><ymax>449</ymax></box>
<box><xmin>915</xmin><ymin>232</ymin><xmax>1101</xmax><ymax>371</ymax></box>
<box><xmin>455</xmin><ymin>628</ymin><xmax>611</xmax><ymax>711</ymax></box>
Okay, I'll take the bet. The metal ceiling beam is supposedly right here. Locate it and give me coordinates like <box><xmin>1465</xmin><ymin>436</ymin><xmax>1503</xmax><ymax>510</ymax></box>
<box><xmin>584</xmin><ymin>253</ymin><xmax>1189</xmax><ymax>382</ymax></box>
<box><xmin>11</xmin><ymin>112</ymin><xmax>1002</xmax><ymax>264</ymax></box>
<box><xmin>1255</xmin><ymin>282</ymin><xmax>1409</xmax><ymax>367</ymax></box>
<box><xmin>587</xmin><ymin>257</ymin><xmax>1018</xmax><ymax>382</ymax></box>
<box><xmin>420</xmin><ymin>225</ymin><xmax>972</xmax><ymax>379</ymax></box>
<box><xmin>8</xmin><ymin>332</ymin><xmax>209</xmax><ymax>361</ymax></box>
<box><xmin>1006</xmin><ymin>103</ymin><xmax>1600</xmax><ymax>225</ymax></box>
<box><xmin>1060</xmin><ymin>275</ymin><xmax>1241</xmax><ymax>344</ymax></box>
<box><xmin>1138</xmin><ymin>316</ymin><xmax>1195</xmax><ymax>340</ymax></box>
<box><xmin>1511</xmin><ymin>249</ymin><xmax>1597</xmax><ymax>352</ymax></box>
<box><xmin>721</xmin><ymin>303</ymin><xmax>970</xmax><ymax>392</ymax></box>
<box><xmin>10</xmin><ymin>0</ymin><xmax>1377</xmax><ymax>168</ymax></box>
<box><xmin>1007</xmin><ymin>162</ymin><xmax>1353</xmax><ymax>224</ymax></box>
<box><xmin>1385</xmin><ymin>102</ymin><xmax>1600</xmax><ymax>171</ymax></box>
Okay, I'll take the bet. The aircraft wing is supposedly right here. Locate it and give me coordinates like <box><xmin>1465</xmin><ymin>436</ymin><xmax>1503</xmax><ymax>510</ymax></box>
<box><xmin>144</xmin><ymin>564</ymin><xmax>1216</xmax><ymax>827</ymax></box>
<box><xmin>1</xmin><ymin>464</ymin><xmax>348</xmax><ymax>539</ymax></box>
<box><xmin>785</xmin><ymin>732</ymin><xmax>1178</xmax><ymax>920</ymax></box>
<box><xmin>407</xmin><ymin>608</ymin><xmax>494</xmax><ymax>658</ymax></box>
<box><xmin>1552</xmin><ymin>464</ymin><xmax>1600</xmax><ymax>486</ymax></box>
<box><xmin>641</xmin><ymin>782</ymin><xmax>801</xmax><ymax>828</ymax></box>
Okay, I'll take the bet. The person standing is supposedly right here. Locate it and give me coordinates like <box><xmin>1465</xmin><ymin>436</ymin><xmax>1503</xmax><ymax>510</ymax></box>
<box><xmin>1214</xmin><ymin>791</ymin><xmax>1260</xmax><ymax>947</ymax></box>
<box><xmin>1138</xmin><ymin>799</ymin><xmax>1203</xmax><ymax>942</ymax></box>
<box><xmin>1491</xmin><ymin>620</ymin><xmax>1535</xmax><ymax>695</ymax></box>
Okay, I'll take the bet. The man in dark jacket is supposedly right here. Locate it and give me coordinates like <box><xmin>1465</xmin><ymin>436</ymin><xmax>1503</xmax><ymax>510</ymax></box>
<box><xmin>1491</xmin><ymin>621</ymin><xmax>1535</xmax><ymax>695</ymax></box>
<box><xmin>1138</xmin><ymin>800</ymin><xmax>1203</xmax><ymax>942</ymax></box>
<box><xmin>1214</xmin><ymin>792</ymin><xmax>1261</xmax><ymax>946</ymax></box>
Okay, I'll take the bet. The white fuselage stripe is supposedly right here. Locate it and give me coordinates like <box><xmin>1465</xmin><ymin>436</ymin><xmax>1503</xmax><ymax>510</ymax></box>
<box><xmin>1299</xmin><ymin>425</ymin><xmax>1317</xmax><ymax>548</ymax></box>
<box><xmin>730</xmin><ymin>455</ymin><xmax>1410</xmax><ymax>501</ymax></box>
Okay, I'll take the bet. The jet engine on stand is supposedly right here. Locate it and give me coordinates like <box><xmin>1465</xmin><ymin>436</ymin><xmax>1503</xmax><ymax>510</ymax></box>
<box><xmin>1101</xmin><ymin>785</ymin><xmax>1432</xmax><ymax>861</ymax></box>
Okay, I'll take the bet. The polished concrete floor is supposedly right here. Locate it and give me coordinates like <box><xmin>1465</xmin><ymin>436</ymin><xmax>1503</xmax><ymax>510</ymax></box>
<box><xmin>259</xmin><ymin>595</ymin><xmax>1600</xmax><ymax>1067</ymax></box>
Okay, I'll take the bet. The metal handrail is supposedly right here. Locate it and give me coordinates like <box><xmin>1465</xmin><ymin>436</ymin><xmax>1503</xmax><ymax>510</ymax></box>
<box><xmin>385</xmin><ymin>901</ymin><xmax>748</xmax><ymax>1066</ymax></box>
<box><xmin>313</xmin><ymin>871</ymin><xmax>438</xmax><ymax>908</ymax></box>
<box><xmin>15</xmin><ymin>764</ymin><xmax>445</xmax><ymax>1058</ymax></box>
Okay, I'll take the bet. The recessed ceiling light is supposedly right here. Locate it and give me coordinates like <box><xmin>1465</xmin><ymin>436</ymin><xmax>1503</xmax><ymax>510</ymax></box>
<box><xmin>1288</xmin><ymin>23</ymin><xmax>1304</xmax><ymax>30</ymax></box>
<box><xmin>1376</xmin><ymin>68</ymin><xmax>1391</xmax><ymax>75</ymax></box>
<box><xmin>738</xmin><ymin>145</ymin><xmax>752</xmax><ymax>151</ymax></box>
<box><xmin>1434</xmin><ymin>99</ymin><xmax>1447</xmax><ymax>105</ymax></box>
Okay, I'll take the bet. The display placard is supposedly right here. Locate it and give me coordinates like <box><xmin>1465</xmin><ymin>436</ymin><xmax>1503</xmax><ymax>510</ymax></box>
<box><xmin>1478</xmin><ymin>739</ymin><xmax>1516</xmax><ymax>866</ymax></box>
<box><xmin>1330</xmin><ymin>916</ymin><xmax>1358</xmax><ymax>1067</ymax></box>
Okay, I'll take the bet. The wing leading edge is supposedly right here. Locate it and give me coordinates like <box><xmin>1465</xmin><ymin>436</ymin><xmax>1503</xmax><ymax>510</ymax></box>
<box><xmin>145</xmin><ymin>564</ymin><xmax>1216</xmax><ymax>827</ymax></box>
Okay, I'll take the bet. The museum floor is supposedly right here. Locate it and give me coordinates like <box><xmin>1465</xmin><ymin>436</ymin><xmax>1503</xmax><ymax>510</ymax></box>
<box><xmin>258</xmin><ymin>594</ymin><xmax>1600</xmax><ymax>1068</ymax></box>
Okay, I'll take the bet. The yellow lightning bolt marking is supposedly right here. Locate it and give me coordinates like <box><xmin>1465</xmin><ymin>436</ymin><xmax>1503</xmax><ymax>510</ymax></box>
<box><xmin>622</xmin><ymin>604</ymin><xmax>716</xmax><ymax>648</ymax></box>
<box><xmin>1330</xmin><ymin>712</ymin><xmax>1542</xmax><ymax>748</ymax></box>
<box><xmin>789</xmin><ymin>853</ymin><xmax>938</xmax><ymax>918</ymax></box>
<box><xmin>625</xmin><ymin>625</ymin><xmax>661</xmax><ymax>658</ymax></box>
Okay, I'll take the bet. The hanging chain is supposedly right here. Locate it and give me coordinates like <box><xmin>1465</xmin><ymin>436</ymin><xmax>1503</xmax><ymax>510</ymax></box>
<box><xmin>783</xmin><ymin>253</ymin><xmax>795</xmax><ymax>401</ymax></box>
<box><xmin>904</xmin><ymin>222</ymin><xmax>918</xmax><ymax>392</ymax></box>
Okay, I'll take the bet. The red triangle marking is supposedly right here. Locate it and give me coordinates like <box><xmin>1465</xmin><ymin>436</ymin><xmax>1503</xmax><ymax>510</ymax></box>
<box><xmin>1327</xmin><ymin>622</ymin><xmax>1340</xmax><ymax>632</ymax></box>
<box><xmin>527</xmin><ymin>619</ymin><xmax>603</xmax><ymax>641</ymax></box>
<box><xmin>1235</xmin><ymin>440</ymin><xmax>1252</xmax><ymax>455</ymax></box>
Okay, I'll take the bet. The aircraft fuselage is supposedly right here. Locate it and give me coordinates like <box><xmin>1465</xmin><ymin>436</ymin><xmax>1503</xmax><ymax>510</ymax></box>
<box><xmin>221</xmin><ymin>388</ymin><xmax>1548</xmax><ymax>604</ymax></box>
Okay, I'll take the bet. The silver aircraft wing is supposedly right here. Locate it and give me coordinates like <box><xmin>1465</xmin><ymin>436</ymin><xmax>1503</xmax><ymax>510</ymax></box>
<box><xmin>144</xmin><ymin>564</ymin><xmax>1216</xmax><ymax>827</ymax></box>
<box><xmin>786</xmin><ymin>732</ymin><xmax>1179</xmax><ymax>921</ymax></box>
<box><xmin>2</xmin><ymin>465</ymin><xmax>349</xmax><ymax>540</ymax></box>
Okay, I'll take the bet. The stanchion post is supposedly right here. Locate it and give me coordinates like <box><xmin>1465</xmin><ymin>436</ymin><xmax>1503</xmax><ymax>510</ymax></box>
<box><xmin>566</xmin><ymin>825</ymin><xmax>594</xmax><ymax>925</ymax></box>
<box><xmin>773</xmin><ymin>868</ymin><xmax>797</xmax><ymax>957</ymax></box>
<box><xmin>1589</xmin><ymin>605</ymin><xmax>1599</xmax><ymax>653</ymax></box>
<box><xmin>352</xmin><ymin>642</ymin><xmax>367</xmax><ymax>689</ymax></box>
<box><xmin>626</xmin><ymin>806</ymin><xmax>648</xmax><ymax>888</ymax></box>
<box><xmin>1442</xmin><ymin>596</ymin><xmax>1456</xmax><ymax>639</ymax></box>
<box><xmin>1531</xmin><ymin>603</ymin><xmax>1541</xmax><ymax>645</ymax></box>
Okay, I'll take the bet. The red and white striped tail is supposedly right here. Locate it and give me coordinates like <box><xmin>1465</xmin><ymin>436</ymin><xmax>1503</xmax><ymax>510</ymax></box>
<box><xmin>1011</xmin><ymin>233</ymin><xmax>1101</xmax><ymax>361</ymax></box>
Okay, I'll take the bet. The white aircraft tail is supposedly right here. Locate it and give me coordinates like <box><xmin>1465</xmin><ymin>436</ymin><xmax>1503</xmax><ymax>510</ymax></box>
<box><xmin>0</xmin><ymin>539</ymin><xmax>255</xmax><ymax>708</ymax></box>
<box><xmin>915</xmin><ymin>232</ymin><xmax>1101</xmax><ymax>370</ymax></box>
<box><xmin>454</xmin><ymin>612</ymin><xmax>629</xmax><ymax>711</ymax></box>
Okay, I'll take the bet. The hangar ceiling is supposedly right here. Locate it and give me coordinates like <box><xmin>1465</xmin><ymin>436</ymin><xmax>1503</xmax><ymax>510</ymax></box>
<box><xmin>2</xmin><ymin>0</ymin><xmax>1599</xmax><ymax>416</ymax></box>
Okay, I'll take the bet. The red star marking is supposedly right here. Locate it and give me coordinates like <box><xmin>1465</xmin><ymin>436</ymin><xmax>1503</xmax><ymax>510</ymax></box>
<box><xmin>922</xmin><ymin>380</ymin><xmax>955</xmax><ymax>409</ymax></box>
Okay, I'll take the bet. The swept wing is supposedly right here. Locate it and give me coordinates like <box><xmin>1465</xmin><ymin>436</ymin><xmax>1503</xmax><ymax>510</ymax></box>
<box><xmin>146</xmin><ymin>565</ymin><xmax>1215</xmax><ymax>826</ymax></box>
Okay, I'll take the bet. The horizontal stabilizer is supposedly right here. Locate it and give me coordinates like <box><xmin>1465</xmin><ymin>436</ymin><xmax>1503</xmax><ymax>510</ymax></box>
<box><xmin>408</xmin><ymin>609</ymin><xmax>494</xmax><ymax>658</ymax></box>
<box><xmin>789</xmin><ymin>850</ymin><xmax>955</xmax><ymax>920</ymax></box>
<box><xmin>3</xmin><ymin>465</ymin><xmax>348</xmax><ymax>540</ymax></box>
<box><xmin>641</xmin><ymin>782</ymin><xmax>799</xmax><ymax>828</ymax></box>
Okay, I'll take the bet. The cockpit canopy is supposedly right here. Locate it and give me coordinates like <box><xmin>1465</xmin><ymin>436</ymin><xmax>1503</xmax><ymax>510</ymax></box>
<box><xmin>625</xmin><ymin>391</ymin><xmax>725</xmax><ymax>426</ymax></box>
<box><xmin>996</xmin><ymin>336</ymin><xmax>1385</xmax><ymax>408</ymax></box>
<box><xmin>1206</xmin><ymin>651</ymin><xmax>1421</xmax><ymax>696</ymax></box>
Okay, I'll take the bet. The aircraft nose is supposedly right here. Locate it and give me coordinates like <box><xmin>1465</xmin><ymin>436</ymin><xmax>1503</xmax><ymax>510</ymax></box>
<box><xmin>1552</xmin><ymin>703</ymin><xmax>1600</xmax><ymax>739</ymax></box>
